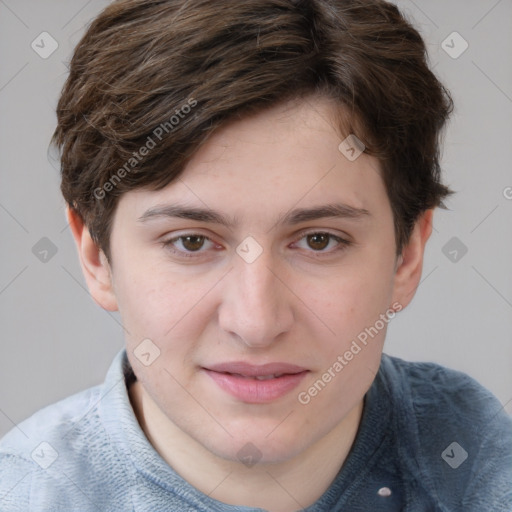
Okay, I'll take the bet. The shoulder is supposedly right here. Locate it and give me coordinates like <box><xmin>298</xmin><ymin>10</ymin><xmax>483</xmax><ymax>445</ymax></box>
<box><xmin>0</xmin><ymin>349</ymin><xmax>136</xmax><ymax>512</ymax></box>
<box><xmin>0</xmin><ymin>385</ymin><xmax>107</xmax><ymax>511</ymax></box>
<box><xmin>379</xmin><ymin>354</ymin><xmax>512</xmax><ymax>510</ymax></box>
<box><xmin>380</xmin><ymin>353</ymin><xmax>510</xmax><ymax>431</ymax></box>
<box><xmin>0</xmin><ymin>384</ymin><xmax>103</xmax><ymax>458</ymax></box>
<box><xmin>0</xmin><ymin>349</ymin><xmax>130</xmax><ymax>464</ymax></box>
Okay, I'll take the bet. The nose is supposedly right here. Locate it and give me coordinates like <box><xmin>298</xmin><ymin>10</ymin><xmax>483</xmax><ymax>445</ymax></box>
<box><xmin>218</xmin><ymin>250</ymin><xmax>294</xmax><ymax>349</ymax></box>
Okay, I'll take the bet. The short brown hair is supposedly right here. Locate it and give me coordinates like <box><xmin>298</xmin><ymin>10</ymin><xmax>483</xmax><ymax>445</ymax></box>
<box><xmin>53</xmin><ymin>0</ymin><xmax>453</xmax><ymax>262</ymax></box>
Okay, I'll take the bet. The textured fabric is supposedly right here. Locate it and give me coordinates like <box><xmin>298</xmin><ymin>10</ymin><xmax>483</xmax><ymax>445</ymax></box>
<box><xmin>0</xmin><ymin>349</ymin><xmax>511</xmax><ymax>511</ymax></box>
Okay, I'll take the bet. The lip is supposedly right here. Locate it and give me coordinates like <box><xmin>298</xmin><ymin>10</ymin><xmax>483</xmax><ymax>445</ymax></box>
<box><xmin>203</xmin><ymin>362</ymin><xmax>309</xmax><ymax>403</ymax></box>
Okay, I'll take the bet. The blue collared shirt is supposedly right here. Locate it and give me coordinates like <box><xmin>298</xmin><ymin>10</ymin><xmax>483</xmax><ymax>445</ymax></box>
<box><xmin>1</xmin><ymin>350</ymin><xmax>511</xmax><ymax>511</ymax></box>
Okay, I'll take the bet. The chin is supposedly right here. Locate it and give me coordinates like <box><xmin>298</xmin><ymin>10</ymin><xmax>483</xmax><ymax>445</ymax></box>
<box><xmin>199</xmin><ymin>424</ymin><xmax>313</xmax><ymax>466</ymax></box>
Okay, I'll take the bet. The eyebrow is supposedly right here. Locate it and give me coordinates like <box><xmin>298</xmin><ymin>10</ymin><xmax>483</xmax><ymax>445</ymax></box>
<box><xmin>137</xmin><ymin>202</ymin><xmax>370</xmax><ymax>228</ymax></box>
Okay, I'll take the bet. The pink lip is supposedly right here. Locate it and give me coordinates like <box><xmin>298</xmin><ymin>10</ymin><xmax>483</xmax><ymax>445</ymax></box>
<box><xmin>203</xmin><ymin>362</ymin><xmax>308</xmax><ymax>403</ymax></box>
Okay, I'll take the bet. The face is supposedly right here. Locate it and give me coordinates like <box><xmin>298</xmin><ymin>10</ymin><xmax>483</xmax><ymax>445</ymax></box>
<box><xmin>105</xmin><ymin>96</ymin><xmax>403</xmax><ymax>463</ymax></box>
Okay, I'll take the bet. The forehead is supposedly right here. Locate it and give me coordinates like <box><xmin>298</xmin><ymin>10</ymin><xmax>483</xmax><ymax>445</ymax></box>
<box><xmin>115</xmin><ymin>96</ymin><xmax>390</xmax><ymax>228</ymax></box>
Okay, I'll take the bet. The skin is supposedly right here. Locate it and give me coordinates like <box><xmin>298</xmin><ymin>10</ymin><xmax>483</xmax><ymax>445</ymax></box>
<box><xmin>68</xmin><ymin>95</ymin><xmax>433</xmax><ymax>512</ymax></box>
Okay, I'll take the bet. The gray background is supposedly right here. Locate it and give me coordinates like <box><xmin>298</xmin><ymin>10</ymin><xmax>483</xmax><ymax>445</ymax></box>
<box><xmin>1</xmin><ymin>0</ymin><xmax>511</xmax><ymax>439</ymax></box>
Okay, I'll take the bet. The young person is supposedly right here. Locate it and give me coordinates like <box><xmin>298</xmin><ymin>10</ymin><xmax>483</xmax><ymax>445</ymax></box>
<box><xmin>1</xmin><ymin>0</ymin><xmax>511</xmax><ymax>510</ymax></box>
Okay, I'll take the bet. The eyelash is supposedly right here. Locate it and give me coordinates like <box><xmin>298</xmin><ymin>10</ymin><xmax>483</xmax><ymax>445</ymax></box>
<box><xmin>161</xmin><ymin>230</ymin><xmax>352</xmax><ymax>259</ymax></box>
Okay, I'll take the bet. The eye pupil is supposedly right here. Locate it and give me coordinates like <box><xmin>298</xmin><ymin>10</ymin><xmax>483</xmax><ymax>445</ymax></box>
<box><xmin>182</xmin><ymin>235</ymin><xmax>204</xmax><ymax>251</ymax></box>
<box><xmin>307</xmin><ymin>233</ymin><xmax>329</xmax><ymax>251</ymax></box>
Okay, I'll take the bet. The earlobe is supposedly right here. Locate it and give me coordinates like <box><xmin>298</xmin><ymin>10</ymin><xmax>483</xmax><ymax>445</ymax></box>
<box><xmin>391</xmin><ymin>209</ymin><xmax>434</xmax><ymax>310</ymax></box>
<box><xmin>66</xmin><ymin>206</ymin><xmax>118</xmax><ymax>312</ymax></box>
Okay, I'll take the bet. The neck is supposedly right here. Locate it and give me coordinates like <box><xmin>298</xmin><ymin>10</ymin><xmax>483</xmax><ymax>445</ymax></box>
<box><xmin>129</xmin><ymin>381</ymin><xmax>363</xmax><ymax>512</ymax></box>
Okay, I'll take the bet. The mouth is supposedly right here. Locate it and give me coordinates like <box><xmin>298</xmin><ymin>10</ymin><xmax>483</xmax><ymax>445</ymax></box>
<box><xmin>229</xmin><ymin>373</ymin><xmax>290</xmax><ymax>381</ymax></box>
<box><xmin>202</xmin><ymin>362</ymin><xmax>309</xmax><ymax>403</ymax></box>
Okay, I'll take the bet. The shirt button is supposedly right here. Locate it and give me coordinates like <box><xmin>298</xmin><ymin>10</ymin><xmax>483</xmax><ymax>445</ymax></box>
<box><xmin>377</xmin><ymin>486</ymin><xmax>392</xmax><ymax>497</ymax></box>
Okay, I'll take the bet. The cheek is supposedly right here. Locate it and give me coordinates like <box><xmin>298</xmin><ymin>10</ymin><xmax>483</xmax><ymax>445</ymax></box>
<box><xmin>304</xmin><ymin>257</ymin><xmax>395</xmax><ymax>348</ymax></box>
<box><xmin>299</xmin><ymin>252</ymin><xmax>396</xmax><ymax>405</ymax></box>
<box><xmin>112</xmin><ymin>258</ymin><xmax>186</xmax><ymax>345</ymax></box>
<box><xmin>115</xmin><ymin>277</ymin><xmax>168</xmax><ymax>338</ymax></box>
<box><xmin>295</xmin><ymin>270</ymin><xmax>392</xmax><ymax>419</ymax></box>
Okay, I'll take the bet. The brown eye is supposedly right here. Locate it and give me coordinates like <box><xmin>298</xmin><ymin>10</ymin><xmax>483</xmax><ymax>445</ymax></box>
<box><xmin>306</xmin><ymin>233</ymin><xmax>331</xmax><ymax>251</ymax></box>
<box><xmin>293</xmin><ymin>231</ymin><xmax>351</xmax><ymax>257</ymax></box>
<box><xmin>162</xmin><ymin>233</ymin><xmax>216</xmax><ymax>258</ymax></box>
<box><xmin>180</xmin><ymin>235</ymin><xmax>206</xmax><ymax>251</ymax></box>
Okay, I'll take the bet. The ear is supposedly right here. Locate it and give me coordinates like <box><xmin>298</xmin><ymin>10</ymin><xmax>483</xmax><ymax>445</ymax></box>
<box><xmin>391</xmin><ymin>209</ymin><xmax>434</xmax><ymax>309</ymax></box>
<box><xmin>66</xmin><ymin>206</ymin><xmax>118</xmax><ymax>312</ymax></box>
